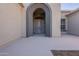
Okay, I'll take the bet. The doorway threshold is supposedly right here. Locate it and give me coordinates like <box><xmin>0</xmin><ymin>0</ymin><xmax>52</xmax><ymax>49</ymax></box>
<box><xmin>33</xmin><ymin>34</ymin><xmax>45</xmax><ymax>37</ymax></box>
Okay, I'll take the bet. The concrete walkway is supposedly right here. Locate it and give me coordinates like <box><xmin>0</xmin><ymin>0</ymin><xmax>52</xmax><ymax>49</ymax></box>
<box><xmin>0</xmin><ymin>34</ymin><xmax>79</xmax><ymax>56</ymax></box>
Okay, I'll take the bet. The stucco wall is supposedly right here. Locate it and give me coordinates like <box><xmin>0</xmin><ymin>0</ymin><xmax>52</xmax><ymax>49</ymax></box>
<box><xmin>26</xmin><ymin>3</ymin><xmax>52</xmax><ymax>36</ymax></box>
<box><xmin>0</xmin><ymin>4</ymin><xmax>22</xmax><ymax>46</ymax></box>
<box><xmin>22</xmin><ymin>3</ymin><xmax>61</xmax><ymax>37</ymax></box>
<box><xmin>49</xmin><ymin>3</ymin><xmax>61</xmax><ymax>37</ymax></box>
<box><xmin>67</xmin><ymin>11</ymin><xmax>79</xmax><ymax>35</ymax></box>
<box><xmin>0</xmin><ymin>3</ymin><xmax>61</xmax><ymax>46</ymax></box>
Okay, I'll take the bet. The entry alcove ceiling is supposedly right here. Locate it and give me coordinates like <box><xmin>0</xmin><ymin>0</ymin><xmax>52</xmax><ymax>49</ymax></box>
<box><xmin>33</xmin><ymin>8</ymin><xmax>45</xmax><ymax>19</ymax></box>
<box><xmin>18</xmin><ymin>3</ymin><xmax>24</xmax><ymax>8</ymax></box>
<box><xmin>18</xmin><ymin>3</ymin><xmax>31</xmax><ymax>8</ymax></box>
<box><xmin>19</xmin><ymin>3</ymin><xmax>32</xmax><ymax>8</ymax></box>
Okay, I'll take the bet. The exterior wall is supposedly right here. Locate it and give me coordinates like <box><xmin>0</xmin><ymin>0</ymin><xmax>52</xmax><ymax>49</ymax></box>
<box><xmin>67</xmin><ymin>11</ymin><xmax>79</xmax><ymax>35</ymax></box>
<box><xmin>20</xmin><ymin>5</ymin><xmax>26</xmax><ymax>37</ymax></box>
<box><xmin>26</xmin><ymin>3</ymin><xmax>52</xmax><ymax>37</ymax></box>
<box><xmin>0</xmin><ymin>4</ymin><xmax>22</xmax><ymax>46</ymax></box>
<box><xmin>22</xmin><ymin>3</ymin><xmax>61</xmax><ymax>37</ymax></box>
<box><xmin>49</xmin><ymin>3</ymin><xmax>61</xmax><ymax>37</ymax></box>
<box><xmin>0</xmin><ymin>3</ymin><xmax>61</xmax><ymax>46</ymax></box>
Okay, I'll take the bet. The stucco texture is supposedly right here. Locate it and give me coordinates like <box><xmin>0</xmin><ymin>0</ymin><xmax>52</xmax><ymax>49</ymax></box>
<box><xmin>0</xmin><ymin>3</ymin><xmax>61</xmax><ymax>46</ymax></box>
<box><xmin>24</xmin><ymin>3</ymin><xmax>61</xmax><ymax>37</ymax></box>
<box><xmin>67</xmin><ymin>11</ymin><xmax>79</xmax><ymax>35</ymax></box>
<box><xmin>0</xmin><ymin>4</ymin><xmax>22</xmax><ymax>46</ymax></box>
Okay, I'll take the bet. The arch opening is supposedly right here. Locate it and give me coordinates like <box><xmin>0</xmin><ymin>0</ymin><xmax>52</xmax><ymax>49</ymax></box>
<box><xmin>26</xmin><ymin>3</ymin><xmax>52</xmax><ymax>37</ymax></box>
<box><xmin>33</xmin><ymin>8</ymin><xmax>45</xmax><ymax>35</ymax></box>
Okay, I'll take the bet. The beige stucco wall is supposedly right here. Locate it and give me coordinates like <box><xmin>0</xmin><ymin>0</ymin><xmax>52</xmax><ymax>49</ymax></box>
<box><xmin>67</xmin><ymin>11</ymin><xmax>79</xmax><ymax>35</ymax></box>
<box><xmin>49</xmin><ymin>3</ymin><xmax>61</xmax><ymax>37</ymax></box>
<box><xmin>22</xmin><ymin>3</ymin><xmax>61</xmax><ymax>37</ymax></box>
<box><xmin>0</xmin><ymin>4</ymin><xmax>22</xmax><ymax>46</ymax></box>
<box><xmin>0</xmin><ymin>3</ymin><xmax>61</xmax><ymax>46</ymax></box>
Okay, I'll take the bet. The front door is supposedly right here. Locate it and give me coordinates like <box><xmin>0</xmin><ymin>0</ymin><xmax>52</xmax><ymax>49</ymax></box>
<box><xmin>33</xmin><ymin>19</ymin><xmax>43</xmax><ymax>34</ymax></box>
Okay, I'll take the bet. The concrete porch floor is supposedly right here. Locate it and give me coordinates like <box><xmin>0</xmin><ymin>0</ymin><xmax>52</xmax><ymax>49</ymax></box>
<box><xmin>0</xmin><ymin>34</ymin><xmax>79</xmax><ymax>56</ymax></box>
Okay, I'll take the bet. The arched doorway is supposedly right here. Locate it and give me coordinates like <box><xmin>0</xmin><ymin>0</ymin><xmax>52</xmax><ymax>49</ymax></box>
<box><xmin>26</xmin><ymin>3</ymin><xmax>52</xmax><ymax>37</ymax></box>
<box><xmin>33</xmin><ymin>8</ymin><xmax>45</xmax><ymax>34</ymax></box>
